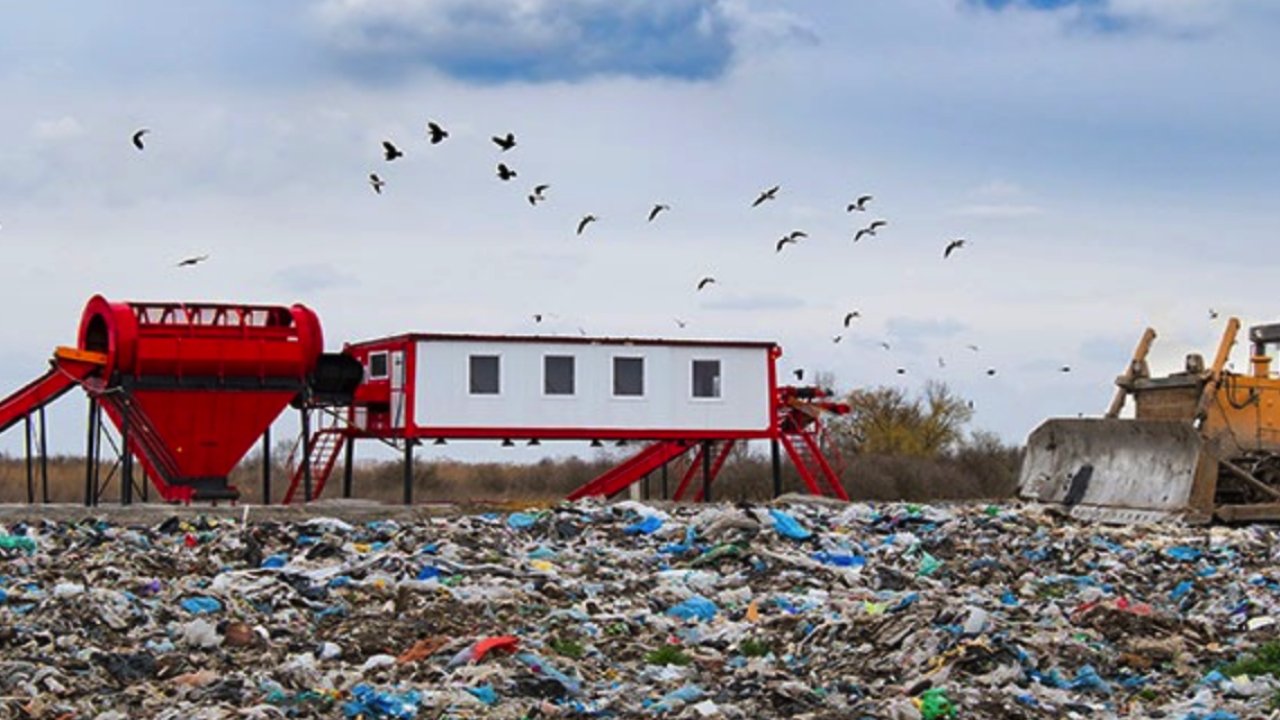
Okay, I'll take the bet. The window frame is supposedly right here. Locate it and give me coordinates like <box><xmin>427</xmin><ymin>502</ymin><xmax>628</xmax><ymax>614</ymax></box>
<box><xmin>611</xmin><ymin>354</ymin><xmax>646</xmax><ymax>399</ymax></box>
<box><xmin>467</xmin><ymin>353</ymin><xmax>502</xmax><ymax>396</ymax></box>
<box><xmin>368</xmin><ymin>351</ymin><xmax>390</xmax><ymax>380</ymax></box>
<box><xmin>542</xmin><ymin>353</ymin><xmax>577</xmax><ymax>397</ymax></box>
<box><xmin>690</xmin><ymin>358</ymin><xmax>724</xmax><ymax>400</ymax></box>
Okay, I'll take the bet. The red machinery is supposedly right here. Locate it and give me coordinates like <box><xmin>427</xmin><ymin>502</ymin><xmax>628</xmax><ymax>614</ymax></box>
<box><xmin>0</xmin><ymin>295</ymin><xmax>328</xmax><ymax>502</ymax></box>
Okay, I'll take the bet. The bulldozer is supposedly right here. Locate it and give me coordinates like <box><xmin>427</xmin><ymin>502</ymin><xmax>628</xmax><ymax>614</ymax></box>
<box><xmin>1020</xmin><ymin>317</ymin><xmax>1280</xmax><ymax>523</ymax></box>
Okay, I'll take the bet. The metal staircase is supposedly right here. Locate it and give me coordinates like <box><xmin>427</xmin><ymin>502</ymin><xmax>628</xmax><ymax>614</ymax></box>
<box><xmin>282</xmin><ymin>413</ymin><xmax>348</xmax><ymax>504</ymax></box>
<box><xmin>96</xmin><ymin>391</ymin><xmax>193</xmax><ymax>500</ymax></box>
<box><xmin>671</xmin><ymin>440</ymin><xmax>737</xmax><ymax>501</ymax></box>
<box><xmin>566</xmin><ymin>440</ymin><xmax>693</xmax><ymax>501</ymax></box>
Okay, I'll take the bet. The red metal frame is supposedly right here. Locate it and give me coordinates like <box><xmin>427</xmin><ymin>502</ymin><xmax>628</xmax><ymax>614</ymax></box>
<box><xmin>282</xmin><ymin>424</ymin><xmax>347</xmax><ymax>504</ymax></box>
<box><xmin>293</xmin><ymin>333</ymin><xmax>849</xmax><ymax>505</ymax></box>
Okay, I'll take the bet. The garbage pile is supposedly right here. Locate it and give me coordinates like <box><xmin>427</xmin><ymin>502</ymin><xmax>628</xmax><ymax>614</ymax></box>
<box><xmin>1</xmin><ymin>500</ymin><xmax>1279</xmax><ymax>718</ymax></box>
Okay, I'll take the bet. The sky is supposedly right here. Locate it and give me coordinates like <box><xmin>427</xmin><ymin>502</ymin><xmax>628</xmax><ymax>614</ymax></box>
<box><xmin>0</xmin><ymin>0</ymin><xmax>1278</xmax><ymax>465</ymax></box>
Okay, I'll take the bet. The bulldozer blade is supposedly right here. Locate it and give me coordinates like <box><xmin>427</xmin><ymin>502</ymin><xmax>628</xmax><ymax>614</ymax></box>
<box><xmin>1019</xmin><ymin>418</ymin><xmax>1213</xmax><ymax>524</ymax></box>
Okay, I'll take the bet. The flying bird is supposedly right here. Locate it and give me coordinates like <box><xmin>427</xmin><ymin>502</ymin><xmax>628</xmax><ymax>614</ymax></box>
<box><xmin>368</xmin><ymin>173</ymin><xmax>386</xmax><ymax>194</ymax></box>
<box><xmin>131</xmin><ymin>129</ymin><xmax>150</xmax><ymax>151</ymax></box>
<box><xmin>944</xmin><ymin>238</ymin><xmax>966</xmax><ymax>259</ymax></box>
<box><xmin>382</xmin><ymin>141</ymin><xmax>403</xmax><ymax>161</ymax></box>
<box><xmin>648</xmin><ymin>204</ymin><xmax>670</xmax><ymax>222</ymax></box>
<box><xmin>966</xmin><ymin>344</ymin><xmax>980</xmax><ymax>352</ymax></box>
<box><xmin>1060</xmin><ymin>365</ymin><xmax>1072</xmax><ymax>373</ymax></box>
<box><xmin>793</xmin><ymin>369</ymin><xmax>804</xmax><ymax>381</ymax></box>
<box><xmin>938</xmin><ymin>357</ymin><xmax>947</xmax><ymax>369</ymax></box>
<box><xmin>176</xmin><ymin>254</ymin><xmax>209</xmax><ymax>267</ymax></box>
<box><xmin>576</xmin><ymin>214</ymin><xmax>597</xmax><ymax>235</ymax></box>
<box><xmin>846</xmin><ymin>195</ymin><xmax>872</xmax><ymax>212</ymax></box>
<box><xmin>776</xmin><ymin>230</ymin><xmax>807</xmax><ymax>253</ymax></box>
<box><xmin>426</xmin><ymin>121</ymin><xmax>448</xmax><ymax>144</ymax></box>
<box><xmin>528</xmin><ymin>184</ymin><xmax>550</xmax><ymax>206</ymax></box>
<box><xmin>854</xmin><ymin>220</ymin><xmax>887</xmax><ymax>242</ymax></box>
<box><xmin>896</xmin><ymin>367</ymin><xmax>907</xmax><ymax>375</ymax></box>
<box><xmin>843</xmin><ymin>311</ymin><xmax>861</xmax><ymax>327</ymax></box>
<box><xmin>492</xmin><ymin>132</ymin><xmax>516</xmax><ymax>151</ymax></box>
<box><xmin>497</xmin><ymin>163</ymin><xmax>517</xmax><ymax>181</ymax></box>
<box><xmin>1209</xmin><ymin>308</ymin><xmax>1220</xmax><ymax>320</ymax></box>
<box><xmin>880</xmin><ymin>341</ymin><xmax>892</xmax><ymax>351</ymax></box>
<box><xmin>697</xmin><ymin>276</ymin><xmax>716</xmax><ymax>291</ymax></box>
<box><xmin>674</xmin><ymin>318</ymin><xmax>688</xmax><ymax>329</ymax></box>
<box><xmin>833</xmin><ymin>335</ymin><xmax>843</xmax><ymax>344</ymax></box>
<box><xmin>986</xmin><ymin>368</ymin><xmax>997</xmax><ymax>377</ymax></box>
<box><xmin>752</xmin><ymin>185</ymin><xmax>780</xmax><ymax>208</ymax></box>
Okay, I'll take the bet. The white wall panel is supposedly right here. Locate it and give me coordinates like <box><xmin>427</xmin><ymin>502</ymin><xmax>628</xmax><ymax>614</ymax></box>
<box><xmin>413</xmin><ymin>340</ymin><xmax>771</xmax><ymax>432</ymax></box>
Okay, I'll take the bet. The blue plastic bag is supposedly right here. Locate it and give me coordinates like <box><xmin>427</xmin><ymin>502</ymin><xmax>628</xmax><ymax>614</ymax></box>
<box><xmin>625</xmin><ymin>515</ymin><xmax>664</xmax><ymax>535</ymax></box>
<box><xmin>649</xmin><ymin>684</ymin><xmax>705</xmax><ymax>713</ymax></box>
<box><xmin>261</xmin><ymin>554</ymin><xmax>288</xmax><ymax>569</ymax></box>
<box><xmin>660</xmin><ymin>526</ymin><xmax>697</xmax><ymax>554</ymax></box>
<box><xmin>811</xmin><ymin>551</ymin><xmax>866</xmax><ymax>568</ymax></box>
<box><xmin>667</xmin><ymin>596</ymin><xmax>718</xmax><ymax>622</ymax></box>
<box><xmin>1066</xmin><ymin>665</ymin><xmax>1111</xmax><ymax>695</ymax></box>
<box><xmin>769</xmin><ymin>509</ymin><xmax>812</xmax><ymax>541</ymax></box>
<box><xmin>507</xmin><ymin>513</ymin><xmax>539</xmax><ymax>530</ymax></box>
<box><xmin>180</xmin><ymin>596</ymin><xmax>223</xmax><ymax>614</ymax></box>
<box><xmin>466</xmin><ymin>685</ymin><xmax>499</xmax><ymax>706</ymax></box>
<box><xmin>342</xmin><ymin>683</ymin><xmax>422</xmax><ymax>719</ymax></box>
<box><xmin>1165</xmin><ymin>546</ymin><xmax>1202</xmax><ymax>562</ymax></box>
<box><xmin>1170</xmin><ymin>580</ymin><xmax>1194</xmax><ymax>601</ymax></box>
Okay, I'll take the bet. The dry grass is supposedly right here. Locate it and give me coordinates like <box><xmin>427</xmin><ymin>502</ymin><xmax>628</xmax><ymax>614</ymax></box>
<box><xmin>0</xmin><ymin>441</ymin><xmax>1021</xmax><ymax>505</ymax></box>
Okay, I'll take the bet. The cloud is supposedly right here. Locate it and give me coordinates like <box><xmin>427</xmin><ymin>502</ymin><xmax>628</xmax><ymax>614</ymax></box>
<box><xmin>31</xmin><ymin>116</ymin><xmax>85</xmax><ymax>142</ymax></box>
<box><xmin>272</xmin><ymin>263</ymin><xmax>359</xmax><ymax>293</ymax></box>
<box><xmin>951</xmin><ymin>179</ymin><xmax>1044</xmax><ymax>219</ymax></box>
<box><xmin>964</xmin><ymin>0</ymin><xmax>1242</xmax><ymax>34</ymax></box>
<box><xmin>314</xmin><ymin>0</ymin><xmax>735</xmax><ymax>83</ymax></box>
<box><xmin>953</xmin><ymin>203</ymin><xmax>1044</xmax><ymax>219</ymax></box>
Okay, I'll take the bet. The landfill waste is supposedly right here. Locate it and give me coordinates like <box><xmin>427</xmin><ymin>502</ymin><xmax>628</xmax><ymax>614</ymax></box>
<box><xmin>1</xmin><ymin>501</ymin><xmax>1280</xmax><ymax>717</ymax></box>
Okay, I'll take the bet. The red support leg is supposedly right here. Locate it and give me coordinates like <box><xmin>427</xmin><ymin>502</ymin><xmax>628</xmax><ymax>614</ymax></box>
<box><xmin>800</xmin><ymin>431</ymin><xmax>849</xmax><ymax>501</ymax></box>
<box><xmin>671</xmin><ymin>446</ymin><xmax>706</xmax><ymax>501</ymax></box>
<box><xmin>692</xmin><ymin>440</ymin><xmax>736</xmax><ymax>502</ymax></box>
<box><xmin>779</xmin><ymin>433</ymin><xmax>825</xmax><ymax>496</ymax></box>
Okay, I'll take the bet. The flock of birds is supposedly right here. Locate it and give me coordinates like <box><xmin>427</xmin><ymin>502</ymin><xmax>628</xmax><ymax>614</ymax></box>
<box><xmin>124</xmin><ymin>120</ymin><xmax>1228</xmax><ymax>388</ymax></box>
<box><xmin>125</xmin><ymin>120</ymin><xmax>1042</xmax><ymax>384</ymax></box>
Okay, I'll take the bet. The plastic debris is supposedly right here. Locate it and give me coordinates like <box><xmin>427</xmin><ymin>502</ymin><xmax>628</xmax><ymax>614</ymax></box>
<box><xmin>0</xmin><ymin>502</ymin><xmax>1274</xmax><ymax>718</ymax></box>
<box><xmin>507</xmin><ymin>512</ymin><xmax>539</xmax><ymax>529</ymax></box>
<box><xmin>917</xmin><ymin>688</ymin><xmax>956</xmax><ymax>719</ymax></box>
<box><xmin>466</xmin><ymin>684</ymin><xmax>499</xmax><ymax>706</ymax></box>
<box><xmin>179</xmin><ymin>596</ymin><xmax>223</xmax><ymax>614</ymax></box>
<box><xmin>0</xmin><ymin>534</ymin><xmax>37</xmax><ymax>553</ymax></box>
<box><xmin>341</xmin><ymin>683</ymin><xmax>422</xmax><ymax>719</ymax></box>
<box><xmin>624</xmin><ymin>515</ymin><xmax>664</xmax><ymax>535</ymax></box>
<box><xmin>768</xmin><ymin>508</ymin><xmax>813</xmax><ymax>540</ymax></box>
<box><xmin>667</xmin><ymin>595</ymin><xmax>718</xmax><ymax>622</ymax></box>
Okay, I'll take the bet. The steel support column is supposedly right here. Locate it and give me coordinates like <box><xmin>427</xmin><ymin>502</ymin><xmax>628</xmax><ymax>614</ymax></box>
<box><xmin>261</xmin><ymin>427</ymin><xmax>271</xmax><ymax>505</ymax></box>
<box><xmin>343</xmin><ymin>436</ymin><xmax>355</xmax><ymax>499</ymax></box>
<box><xmin>771</xmin><ymin>438</ymin><xmax>782</xmax><ymax>499</ymax></box>
<box><xmin>403</xmin><ymin>440</ymin><xmax>414</xmax><ymax>505</ymax></box>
